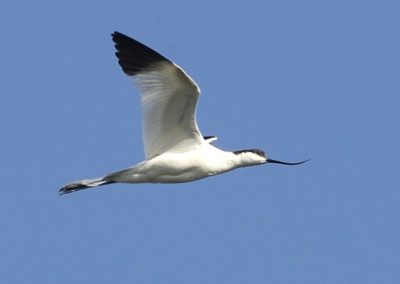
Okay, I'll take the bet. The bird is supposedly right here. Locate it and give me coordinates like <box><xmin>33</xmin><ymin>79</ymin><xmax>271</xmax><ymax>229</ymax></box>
<box><xmin>59</xmin><ymin>31</ymin><xmax>307</xmax><ymax>195</ymax></box>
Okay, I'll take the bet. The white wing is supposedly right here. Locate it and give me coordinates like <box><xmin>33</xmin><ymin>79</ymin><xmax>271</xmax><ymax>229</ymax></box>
<box><xmin>112</xmin><ymin>32</ymin><xmax>204</xmax><ymax>159</ymax></box>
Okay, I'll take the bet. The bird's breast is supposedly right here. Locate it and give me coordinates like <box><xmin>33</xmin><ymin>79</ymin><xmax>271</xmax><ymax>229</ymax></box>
<box><xmin>143</xmin><ymin>148</ymin><xmax>236</xmax><ymax>183</ymax></box>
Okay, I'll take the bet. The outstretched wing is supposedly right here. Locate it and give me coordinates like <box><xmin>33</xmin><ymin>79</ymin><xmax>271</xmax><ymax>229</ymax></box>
<box><xmin>112</xmin><ymin>32</ymin><xmax>204</xmax><ymax>159</ymax></box>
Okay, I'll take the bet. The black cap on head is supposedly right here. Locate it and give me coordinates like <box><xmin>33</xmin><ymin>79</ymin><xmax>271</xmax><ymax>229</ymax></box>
<box><xmin>233</xmin><ymin>149</ymin><xmax>266</xmax><ymax>157</ymax></box>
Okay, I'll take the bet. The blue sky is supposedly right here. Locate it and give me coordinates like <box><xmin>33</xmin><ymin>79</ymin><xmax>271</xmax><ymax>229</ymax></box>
<box><xmin>1</xmin><ymin>1</ymin><xmax>399</xmax><ymax>283</ymax></box>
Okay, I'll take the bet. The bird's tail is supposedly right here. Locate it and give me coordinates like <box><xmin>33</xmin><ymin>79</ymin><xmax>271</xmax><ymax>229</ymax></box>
<box><xmin>59</xmin><ymin>178</ymin><xmax>116</xmax><ymax>195</ymax></box>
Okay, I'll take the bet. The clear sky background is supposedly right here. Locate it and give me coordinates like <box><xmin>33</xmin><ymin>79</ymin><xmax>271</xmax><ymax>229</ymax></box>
<box><xmin>1</xmin><ymin>1</ymin><xmax>399</xmax><ymax>283</ymax></box>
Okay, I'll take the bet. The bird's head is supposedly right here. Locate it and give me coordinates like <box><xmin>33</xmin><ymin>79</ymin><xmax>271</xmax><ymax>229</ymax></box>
<box><xmin>233</xmin><ymin>149</ymin><xmax>309</xmax><ymax>167</ymax></box>
<box><xmin>233</xmin><ymin>149</ymin><xmax>267</xmax><ymax>166</ymax></box>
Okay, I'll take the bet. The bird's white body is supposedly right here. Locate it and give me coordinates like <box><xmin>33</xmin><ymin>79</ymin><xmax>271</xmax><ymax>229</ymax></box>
<box><xmin>59</xmin><ymin>32</ymin><xmax>305</xmax><ymax>194</ymax></box>
<box><xmin>106</xmin><ymin>144</ymin><xmax>264</xmax><ymax>184</ymax></box>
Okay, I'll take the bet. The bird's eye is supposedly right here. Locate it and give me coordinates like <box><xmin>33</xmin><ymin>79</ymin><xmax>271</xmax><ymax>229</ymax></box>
<box><xmin>256</xmin><ymin>150</ymin><xmax>265</xmax><ymax>156</ymax></box>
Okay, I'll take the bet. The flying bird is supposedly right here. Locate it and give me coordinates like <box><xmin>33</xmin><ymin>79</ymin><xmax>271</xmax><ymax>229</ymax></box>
<box><xmin>59</xmin><ymin>32</ymin><xmax>307</xmax><ymax>195</ymax></box>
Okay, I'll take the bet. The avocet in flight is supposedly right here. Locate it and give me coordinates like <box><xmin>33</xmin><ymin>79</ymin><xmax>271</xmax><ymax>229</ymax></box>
<box><xmin>59</xmin><ymin>32</ymin><xmax>307</xmax><ymax>195</ymax></box>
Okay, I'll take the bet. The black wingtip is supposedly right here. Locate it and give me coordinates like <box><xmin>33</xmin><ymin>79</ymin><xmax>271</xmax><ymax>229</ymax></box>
<box><xmin>112</xmin><ymin>31</ymin><xmax>171</xmax><ymax>76</ymax></box>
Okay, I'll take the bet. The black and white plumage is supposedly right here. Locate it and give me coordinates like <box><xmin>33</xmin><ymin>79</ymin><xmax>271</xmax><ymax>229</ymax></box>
<box><xmin>59</xmin><ymin>32</ymin><xmax>307</xmax><ymax>195</ymax></box>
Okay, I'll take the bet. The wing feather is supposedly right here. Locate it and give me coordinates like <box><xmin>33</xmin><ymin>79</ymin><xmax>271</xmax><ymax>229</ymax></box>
<box><xmin>112</xmin><ymin>32</ymin><xmax>204</xmax><ymax>159</ymax></box>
